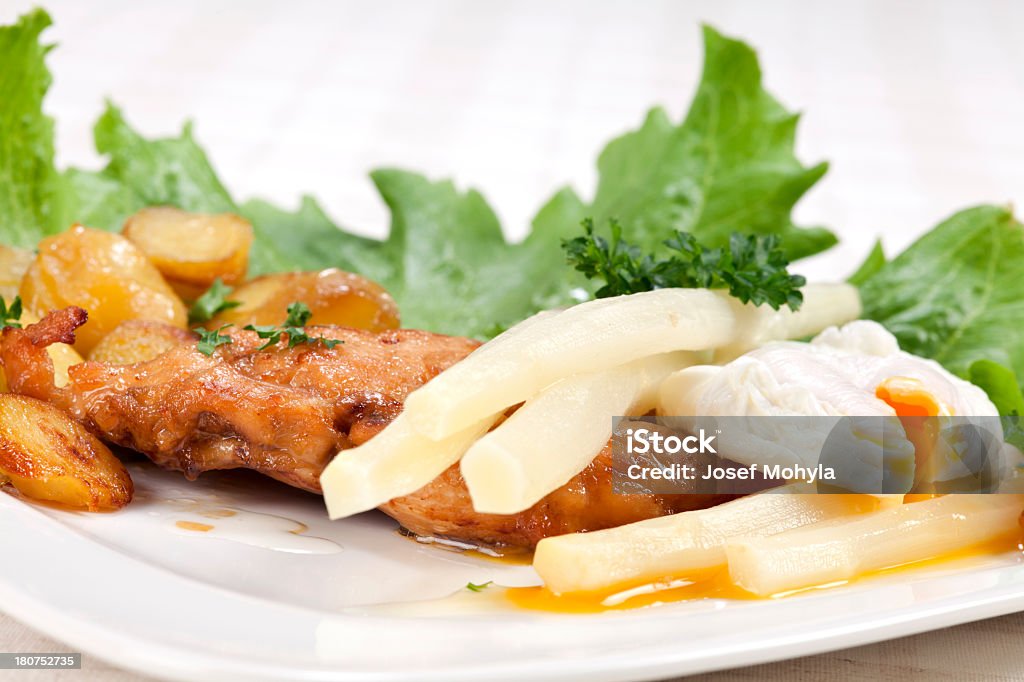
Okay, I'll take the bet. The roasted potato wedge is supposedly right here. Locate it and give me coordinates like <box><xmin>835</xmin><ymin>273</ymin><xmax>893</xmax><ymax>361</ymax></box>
<box><xmin>19</xmin><ymin>225</ymin><xmax>188</xmax><ymax>355</ymax></box>
<box><xmin>210</xmin><ymin>269</ymin><xmax>400</xmax><ymax>331</ymax></box>
<box><xmin>0</xmin><ymin>246</ymin><xmax>34</xmax><ymax>304</ymax></box>
<box><xmin>123</xmin><ymin>207</ymin><xmax>254</xmax><ymax>301</ymax></box>
<box><xmin>89</xmin><ymin>319</ymin><xmax>195</xmax><ymax>365</ymax></box>
<box><xmin>0</xmin><ymin>394</ymin><xmax>133</xmax><ymax>511</ymax></box>
<box><xmin>46</xmin><ymin>342</ymin><xmax>83</xmax><ymax>389</ymax></box>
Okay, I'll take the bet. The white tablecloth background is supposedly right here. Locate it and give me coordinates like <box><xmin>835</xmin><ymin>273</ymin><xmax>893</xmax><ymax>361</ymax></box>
<box><xmin>1</xmin><ymin>0</ymin><xmax>1023</xmax><ymax>680</ymax></box>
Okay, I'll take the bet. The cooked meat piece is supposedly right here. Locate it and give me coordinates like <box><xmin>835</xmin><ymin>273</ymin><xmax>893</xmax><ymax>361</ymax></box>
<box><xmin>2</xmin><ymin>308</ymin><xmax>732</xmax><ymax>548</ymax></box>
<box><xmin>0</xmin><ymin>307</ymin><xmax>478</xmax><ymax>492</ymax></box>
<box><xmin>380</xmin><ymin>444</ymin><xmax>735</xmax><ymax>548</ymax></box>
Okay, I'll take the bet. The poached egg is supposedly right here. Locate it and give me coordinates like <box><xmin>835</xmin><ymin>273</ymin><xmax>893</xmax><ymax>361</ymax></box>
<box><xmin>658</xmin><ymin>321</ymin><xmax>1001</xmax><ymax>493</ymax></box>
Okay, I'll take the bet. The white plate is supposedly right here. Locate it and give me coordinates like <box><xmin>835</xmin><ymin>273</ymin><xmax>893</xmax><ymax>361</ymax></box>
<box><xmin>2</xmin><ymin>461</ymin><xmax>1023</xmax><ymax>682</ymax></box>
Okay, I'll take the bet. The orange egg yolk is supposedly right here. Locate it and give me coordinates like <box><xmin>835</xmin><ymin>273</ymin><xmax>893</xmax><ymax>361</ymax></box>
<box><xmin>876</xmin><ymin>377</ymin><xmax>949</xmax><ymax>492</ymax></box>
<box><xmin>875</xmin><ymin>377</ymin><xmax>943</xmax><ymax>417</ymax></box>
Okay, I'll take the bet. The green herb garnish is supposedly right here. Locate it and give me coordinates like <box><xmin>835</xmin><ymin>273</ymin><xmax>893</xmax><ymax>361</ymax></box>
<box><xmin>195</xmin><ymin>324</ymin><xmax>234</xmax><ymax>356</ymax></box>
<box><xmin>0</xmin><ymin>296</ymin><xmax>24</xmax><ymax>329</ymax></box>
<box><xmin>188</xmin><ymin>278</ymin><xmax>240</xmax><ymax>324</ymax></box>
<box><xmin>466</xmin><ymin>581</ymin><xmax>493</xmax><ymax>592</ymax></box>
<box><xmin>564</xmin><ymin>219</ymin><xmax>806</xmax><ymax>311</ymax></box>
<box><xmin>244</xmin><ymin>302</ymin><xmax>343</xmax><ymax>351</ymax></box>
<box><xmin>284</xmin><ymin>301</ymin><xmax>312</xmax><ymax>327</ymax></box>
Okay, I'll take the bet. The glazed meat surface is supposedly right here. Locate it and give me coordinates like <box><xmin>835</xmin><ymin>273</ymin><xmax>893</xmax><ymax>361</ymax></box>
<box><xmin>1</xmin><ymin>307</ymin><xmax>478</xmax><ymax>491</ymax></box>
<box><xmin>381</xmin><ymin>446</ymin><xmax>734</xmax><ymax>548</ymax></box>
<box><xmin>2</xmin><ymin>308</ymin><xmax>730</xmax><ymax>548</ymax></box>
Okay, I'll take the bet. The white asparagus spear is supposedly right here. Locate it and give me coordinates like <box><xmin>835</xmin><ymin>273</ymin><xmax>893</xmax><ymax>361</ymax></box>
<box><xmin>460</xmin><ymin>352</ymin><xmax>695</xmax><ymax>515</ymax></box>
<box><xmin>320</xmin><ymin>310</ymin><xmax>563</xmax><ymax>519</ymax></box>
<box><xmin>533</xmin><ymin>490</ymin><xmax>895</xmax><ymax>594</ymax></box>
<box><xmin>713</xmin><ymin>282</ymin><xmax>862</xmax><ymax>361</ymax></box>
<box><xmin>406</xmin><ymin>286</ymin><xmax>859</xmax><ymax>442</ymax></box>
<box><xmin>321</xmin><ymin>412</ymin><xmax>500</xmax><ymax>520</ymax></box>
<box><xmin>726</xmin><ymin>494</ymin><xmax>1024</xmax><ymax>597</ymax></box>
<box><xmin>403</xmin><ymin>289</ymin><xmax>738</xmax><ymax>440</ymax></box>
<box><xmin>322</xmin><ymin>285</ymin><xmax>858</xmax><ymax>520</ymax></box>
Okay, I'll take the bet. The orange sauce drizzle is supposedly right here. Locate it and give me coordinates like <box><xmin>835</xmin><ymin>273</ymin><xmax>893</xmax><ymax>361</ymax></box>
<box><xmin>175</xmin><ymin>520</ymin><xmax>214</xmax><ymax>532</ymax></box>
<box><xmin>506</xmin><ymin>569</ymin><xmax>756</xmax><ymax>614</ymax></box>
<box><xmin>506</xmin><ymin>533</ymin><xmax>1024</xmax><ymax>614</ymax></box>
<box><xmin>199</xmin><ymin>508</ymin><xmax>237</xmax><ymax>519</ymax></box>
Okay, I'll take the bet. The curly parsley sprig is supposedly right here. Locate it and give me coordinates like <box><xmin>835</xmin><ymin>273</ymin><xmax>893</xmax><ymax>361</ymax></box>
<box><xmin>194</xmin><ymin>302</ymin><xmax>344</xmax><ymax>356</ymax></box>
<box><xmin>188</xmin><ymin>278</ymin><xmax>240</xmax><ymax>324</ymax></box>
<box><xmin>195</xmin><ymin>324</ymin><xmax>234</xmax><ymax>356</ymax></box>
<box><xmin>563</xmin><ymin>219</ymin><xmax>806</xmax><ymax>311</ymax></box>
<box><xmin>244</xmin><ymin>302</ymin><xmax>343</xmax><ymax>351</ymax></box>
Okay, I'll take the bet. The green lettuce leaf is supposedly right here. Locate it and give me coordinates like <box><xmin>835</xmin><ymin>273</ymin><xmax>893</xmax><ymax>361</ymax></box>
<box><xmin>62</xmin><ymin>104</ymin><xmax>571</xmax><ymax>335</ymax></box>
<box><xmin>365</xmin><ymin>169</ymin><xmax>580</xmax><ymax>335</ymax></box>
<box><xmin>0</xmin><ymin>9</ymin><xmax>69</xmax><ymax>247</ymax></box>
<box><xmin>1</xmin><ymin>13</ymin><xmax>833</xmax><ymax>338</ymax></box>
<box><xmin>213</xmin><ymin>171</ymin><xmax>578</xmax><ymax>336</ymax></box>
<box><xmin>860</xmin><ymin>206</ymin><xmax>1024</xmax><ymax>390</ymax></box>
<box><xmin>847</xmin><ymin>239</ymin><xmax>885</xmax><ymax>286</ymax></box>
<box><xmin>66</xmin><ymin>103</ymin><xmax>236</xmax><ymax>229</ymax></box>
<box><xmin>239</xmin><ymin>196</ymin><xmax>387</xmax><ymax>281</ymax></box>
<box><xmin>67</xmin><ymin>105</ymin><xmax>388</xmax><ymax>282</ymax></box>
<box><xmin>548</xmin><ymin>26</ymin><xmax>835</xmax><ymax>262</ymax></box>
<box><xmin>969</xmin><ymin>360</ymin><xmax>1024</xmax><ymax>416</ymax></box>
<box><xmin>968</xmin><ymin>360</ymin><xmax>1024</xmax><ymax>449</ymax></box>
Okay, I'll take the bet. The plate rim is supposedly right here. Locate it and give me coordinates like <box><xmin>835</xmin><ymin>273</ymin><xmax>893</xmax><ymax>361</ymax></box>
<box><xmin>3</xmin><ymin>491</ymin><xmax>1024</xmax><ymax>682</ymax></box>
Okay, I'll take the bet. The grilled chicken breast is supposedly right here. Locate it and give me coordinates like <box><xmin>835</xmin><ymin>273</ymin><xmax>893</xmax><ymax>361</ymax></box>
<box><xmin>1</xmin><ymin>307</ymin><xmax>477</xmax><ymax>492</ymax></box>
<box><xmin>2</xmin><ymin>308</ymin><xmax>729</xmax><ymax>548</ymax></box>
<box><xmin>381</xmin><ymin>446</ymin><xmax>733</xmax><ymax>548</ymax></box>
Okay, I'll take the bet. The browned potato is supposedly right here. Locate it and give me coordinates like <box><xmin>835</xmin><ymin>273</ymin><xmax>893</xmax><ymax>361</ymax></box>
<box><xmin>210</xmin><ymin>269</ymin><xmax>400</xmax><ymax>331</ymax></box>
<box><xmin>0</xmin><ymin>394</ymin><xmax>133</xmax><ymax>511</ymax></box>
<box><xmin>19</xmin><ymin>225</ymin><xmax>188</xmax><ymax>355</ymax></box>
<box><xmin>45</xmin><ymin>343</ymin><xmax>83</xmax><ymax>389</ymax></box>
<box><xmin>0</xmin><ymin>246</ymin><xmax>34</xmax><ymax>303</ymax></box>
<box><xmin>89</xmin><ymin>319</ymin><xmax>195</xmax><ymax>365</ymax></box>
<box><xmin>123</xmin><ymin>207</ymin><xmax>253</xmax><ymax>300</ymax></box>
